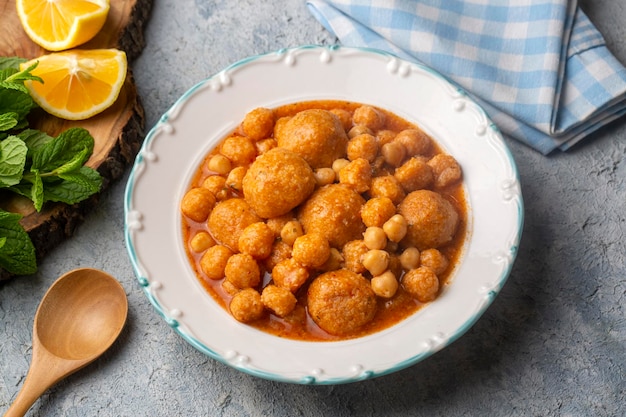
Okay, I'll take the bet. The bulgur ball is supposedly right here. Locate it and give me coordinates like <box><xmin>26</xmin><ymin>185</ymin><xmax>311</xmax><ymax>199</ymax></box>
<box><xmin>238</xmin><ymin>222</ymin><xmax>275</xmax><ymax>260</ymax></box>
<box><xmin>342</xmin><ymin>239</ymin><xmax>369</xmax><ymax>274</ymax></box>
<box><xmin>360</xmin><ymin>196</ymin><xmax>396</xmax><ymax>228</ymax></box>
<box><xmin>224</xmin><ymin>253</ymin><xmax>261</xmax><ymax>289</ymax></box>
<box><xmin>370</xmin><ymin>175</ymin><xmax>406</xmax><ymax>205</ymax></box>
<box><xmin>242</xmin><ymin>107</ymin><xmax>275</xmax><ymax>141</ymax></box>
<box><xmin>292</xmin><ymin>233</ymin><xmax>330</xmax><ymax>269</ymax></box>
<box><xmin>428</xmin><ymin>153</ymin><xmax>463</xmax><ymax>188</ymax></box>
<box><xmin>398</xmin><ymin>190</ymin><xmax>459</xmax><ymax>250</ymax></box>
<box><xmin>200</xmin><ymin>245</ymin><xmax>234</xmax><ymax>280</ymax></box>
<box><xmin>275</xmin><ymin>109</ymin><xmax>348</xmax><ymax>169</ymax></box>
<box><xmin>338</xmin><ymin>158</ymin><xmax>372</xmax><ymax>193</ymax></box>
<box><xmin>208</xmin><ymin>198</ymin><xmax>261</xmax><ymax>251</ymax></box>
<box><xmin>181</xmin><ymin>187</ymin><xmax>216</xmax><ymax>222</ymax></box>
<box><xmin>298</xmin><ymin>184</ymin><xmax>366</xmax><ymax>248</ymax></box>
<box><xmin>220</xmin><ymin>136</ymin><xmax>256</xmax><ymax>166</ymax></box>
<box><xmin>420</xmin><ymin>248</ymin><xmax>449</xmax><ymax>275</ymax></box>
<box><xmin>307</xmin><ymin>269</ymin><xmax>377</xmax><ymax>336</ymax></box>
<box><xmin>352</xmin><ymin>105</ymin><xmax>385</xmax><ymax>131</ymax></box>
<box><xmin>402</xmin><ymin>266</ymin><xmax>440</xmax><ymax>303</ymax></box>
<box><xmin>261</xmin><ymin>284</ymin><xmax>297</xmax><ymax>317</ymax></box>
<box><xmin>394</xmin><ymin>157</ymin><xmax>434</xmax><ymax>192</ymax></box>
<box><xmin>394</xmin><ymin>129</ymin><xmax>431</xmax><ymax>156</ymax></box>
<box><xmin>242</xmin><ymin>148</ymin><xmax>316</xmax><ymax>218</ymax></box>
<box><xmin>229</xmin><ymin>288</ymin><xmax>264</xmax><ymax>323</ymax></box>
<box><xmin>346</xmin><ymin>133</ymin><xmax>378</xmax><ymax>162</ymax></box>
<box><xmin>271</xmin><ymin>258</ymin><xmax>310</xmax><ymax>293</ymax></box>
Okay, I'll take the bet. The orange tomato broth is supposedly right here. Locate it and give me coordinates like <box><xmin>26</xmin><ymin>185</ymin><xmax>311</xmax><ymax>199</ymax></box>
<box><xmin>182</xmin><ymin>100</ymin><xmax>468</xmax><ymax>341</ymax></box>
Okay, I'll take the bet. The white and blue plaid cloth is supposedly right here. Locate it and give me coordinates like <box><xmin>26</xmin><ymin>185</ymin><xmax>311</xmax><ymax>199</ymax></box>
<box><xmin>306</xmin><ymin>0</ymin><xmax>626</xmax><ymax>154</ymax></box>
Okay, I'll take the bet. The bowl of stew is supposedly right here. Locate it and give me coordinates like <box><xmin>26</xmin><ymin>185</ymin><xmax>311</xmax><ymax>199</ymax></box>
<box><xmin>124</xmin><ymin>45</ymin><xmax>523</xmax><ymax>384</ymax></box>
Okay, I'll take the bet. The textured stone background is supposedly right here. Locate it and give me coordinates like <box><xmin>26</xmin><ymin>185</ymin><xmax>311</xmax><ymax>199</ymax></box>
<box><xmin>1</xmin><ymin>0</ymin><xmax>624</xmax><ymax>416</ymax></box>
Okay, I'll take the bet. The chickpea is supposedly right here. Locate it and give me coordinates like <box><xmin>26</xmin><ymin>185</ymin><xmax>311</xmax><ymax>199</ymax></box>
<box><xmin>225</xmin><ymin>166</ymin><xmax>246</xmax><ymax>192</ymax></box>
<box><xmin>292</xmin><ymin>233</ymin><xmax>330</xmax><ymax>269</ymax></box>
<box><xmin>314</xmin><ymin>167</ymin><xmax>336</xmax><ymax>187</ymax></box>
<box><xmin>331</xmin><ymin>158</ymin><xmax>350</xmax><ymax>175</ymax></box>
<box><xmin>320</xmin><ymin>247</ymin><xmax>343</xmax><ymax>271</ymax></box>
<box><xmin>428</xmin><ymin>154</ymin><xmax>462</xmax><ymax>188</ymax></box>
<box><xmin>362</xmin><ymin>249</ymin><xmax>390</xmax><ymax>276</ymax></box>
<box><xmin>338</xmin><ymin>158</ymin><xmax>371</xmax><ymax>193</ymax></box>
<box><xmin>342</xmin><ymin>240</ymin><xmax>369</xmax><ymax>273</ymax></box>
<box><xmin>370</xmin><ymin>175</ymin><xmax>406</xmax><ymax>204</ymax></box>
<box><xmin>353</xmin><ymin>105</ymin><xmax>385</xmax><ymax>131</ymax></box>
<box><xmin>381</xmin><ymin>141</ymin><xmax>407</xmax><ymax>167</ymax></box>
<box><xmin>181</xmin><ymin>187</ymin><xmax>216</xmax><ymax>222</ymax></box>
<box><xmin>242</xmin><ymin>107</ymin><xmax>275</xmax><ymax>141</ymax></box>
<box><xmin>255</xmin><ymin>138</ymin><xmax>277</xmax><ymax>155</ymax></box>
<box><xmin>399</xmin><ymin>247</ymin><xmax>420</xmax><ymax>270</ymax></box>
<box><xmin>229</xmin><ymin>288</ymin><xmax>264</xmax><ymax>323</ymax></box>
<box><xmin>363</xmin><ymin>226</ymin><xmax>387</xmax><ymax>250</ymax></box>
<box><xmin>420</xmin><ymin>248</ymin><xmax>449</xmax><ymax>275</ymax></box>
<box><xmin>202</xmin><ymin>175</ymin><xmax>228</xmax><ymax>200</ymax></box>
<box><xmin>383</xmin><ymin>214</ymin><xmax>408</xmax><ymax>242</ymax></box>
<box><xmin>272</xmin><ymin>258</ymin><xmax>309</xmax><ymax>293</ymax></box>
<box><xmin>261</xmin><ymin>284</ymin><xmax>297</xmax><ymax>317</ymax></box>
<box><xmin>402</xmin><ymin>266</ymin><xmax>440</xmax><ymax>303</ymax></box>
<box><xmin>200</xmin><ymin>245</ymin><xmax>234</xmax><ymax>280</ymax></box>
<box><xmin>224</xmin><ymin>253</ymin><xmax>261</xmax><ymax>289</ymax></box>
<box><xmin>266</xmin><ymin>213</ymin><xmax>294</xmax><ymax>237</ymax></box>
<box><xmin>376</xmin><ymin>129</ymin><xmax>396</xmax><ymax>146</ymax></box>
<box><xmin>222</xmin><ymin>280</ymin><xmax>239</xmax><ymax>296</ymax></box>
<box><xmin>280</xmin><ymin>220</ymin><xmax>303</xmax><ymax>246</ymax></box>
<box><xmin>394</xmin><ymin>157</ymin><xmax>434</xmax><ymax>192</ymax></box>
<box><xmin>190</xmin><ymin>231</ymin><xmax>215</xmax><ymax>253</ymax></box>
<box><xmin>263</xmin><ymin>240</ymin><xmax>292</xmax><ymax>272</ymax></box>
<box><xmin>346</xmin><ymin>133</ymin><xmax>378</xmax><ymax>162</ymax></box>
<box><xmin>371</xmin><ymin>271</ymin><xmax>399</xmax><ymax>298</ymax></box>
<box><xmin>207</xmin><ymin>154</ymin><xmax>231</xmax><ymax>175</ymax></box>
<box><xmin>329</xmin><ymin>108</ymin><xmax>353</xmax><ymax>131</ymax></box>
<box><xmin>238</xmin><ymin>222</ymin><xmax>275</xmax><ymax>260</ymax></box>
<box><xmin>348</xmin><ymin>125</ymin><xmax>373</xmax><ymax>139</ymax></box>
<box><xmin>360</xmin><ymin>196</ymin><xmax>396</xmax><ymax>228</ymax></box>
<box><xmin>394</xmin><ymin>129</ymin><xmax>431</xmax><ymax>157</ymax></box>
<box><xmin>220</xmin><ymin>136</ymin><xmax>256</xmax><ymax>166</ymax></box>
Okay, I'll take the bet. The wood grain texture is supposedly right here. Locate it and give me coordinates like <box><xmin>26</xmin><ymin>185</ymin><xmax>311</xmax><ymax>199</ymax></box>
<box><xmin>0</xmin><ymin>0</ymin><xmax>153</xmax><ymax>279</ymax></box>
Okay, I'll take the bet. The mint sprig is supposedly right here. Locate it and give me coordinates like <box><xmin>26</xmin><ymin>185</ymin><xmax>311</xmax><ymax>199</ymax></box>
<box><xmin>0</xmin><ymin>56</ymin><xmax>103</xmax><ymax>275</ymax></box>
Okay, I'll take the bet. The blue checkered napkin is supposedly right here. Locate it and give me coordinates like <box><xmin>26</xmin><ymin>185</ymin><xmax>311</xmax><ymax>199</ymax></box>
<box><xmin>306</xmin><ymin>0</ymin><xmax>626</xmax><ymax>154</ymax></box>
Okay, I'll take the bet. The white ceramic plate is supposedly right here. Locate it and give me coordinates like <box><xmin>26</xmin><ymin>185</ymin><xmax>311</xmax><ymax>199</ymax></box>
<box><xmin>124</xmin><ymin>45</ymin><xmax>523</xmax><ymax>384</ymax></box>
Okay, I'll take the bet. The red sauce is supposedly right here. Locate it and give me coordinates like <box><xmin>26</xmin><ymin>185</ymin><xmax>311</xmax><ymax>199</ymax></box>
<box><xmin>182</xmin><ymin>100</ymin><xmax>468</xmax><ymax>341</ymax></box>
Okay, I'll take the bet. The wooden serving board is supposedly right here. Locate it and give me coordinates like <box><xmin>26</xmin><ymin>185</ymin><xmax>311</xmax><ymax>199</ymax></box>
<box><xmin>0</xmin><ymin>0</ymin><xmax>153</xmax><ymax>279</ymax></box>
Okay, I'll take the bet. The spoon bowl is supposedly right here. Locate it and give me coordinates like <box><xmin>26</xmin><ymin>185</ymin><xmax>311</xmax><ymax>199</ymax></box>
<box><xmin>5</xmin><ymin>268</ymin><xmax>128</xmax><ymax>417</ymax></box>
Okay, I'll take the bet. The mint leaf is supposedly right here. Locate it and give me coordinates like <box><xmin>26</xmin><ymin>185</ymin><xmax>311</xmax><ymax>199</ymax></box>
<box><xmin>43</xmin><ymin>166</ymin><xmax>102</xmax><ymax>204</ymax></box>
<box><xmin>0</xmin><ymin>88</ymin><xmax>36</xmax><ymax>121</ymax></box>
<box><xmin>31</xmin><ymin>127</ymin><xmax>94</xmax><ymax>172</ymax></box>
<box><xmin>0</xmin><ymin>57</ymin><xmax>26</xmax><ymax>70</ymax></box>
<box><xmin>0</xmin><ymin>210</ymin><xmax>37</xmax><ymax>275</ymax></box>
<box><xmin>51</xmin><ymin>146</ymin><xmax>90</xmax><ymax>175</ymax></box>
<box><xmin>0</xmin><ymin>136</ymin><xmax>27</xmax><ymax>187</ymax></box>
<box><xmin>0</xmin><ymin>112</ymin><xmax>18</xmax><ymax>131</ymax></box>
<box><xmin>17</xmin><ymin>129</ymin><xmax>53</xmax><ymax>156</ymax></box>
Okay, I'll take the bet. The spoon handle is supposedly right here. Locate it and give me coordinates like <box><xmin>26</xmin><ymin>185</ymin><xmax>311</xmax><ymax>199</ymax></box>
<box><xmin>3</xmin><ymin>367</ymin><xmax>53</xmax><ymax>417</ymax></box>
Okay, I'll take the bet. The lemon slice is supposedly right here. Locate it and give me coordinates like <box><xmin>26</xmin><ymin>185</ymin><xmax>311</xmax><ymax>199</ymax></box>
<box><xmin>21</xmin><ymin>49</ymin><xmax>127</xmax><ymax>121</ymax></box>
<box><xmin>16</xmin><ymin>0</ymin><xmax>110</xmax><ymax>51</ymax></box>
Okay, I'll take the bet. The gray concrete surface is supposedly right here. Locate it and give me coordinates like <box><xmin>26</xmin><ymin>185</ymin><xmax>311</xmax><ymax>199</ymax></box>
<box><xmin>1</xmin><ymin>1</ymin><xmax>624</xmax><ymax>416</ymax></box>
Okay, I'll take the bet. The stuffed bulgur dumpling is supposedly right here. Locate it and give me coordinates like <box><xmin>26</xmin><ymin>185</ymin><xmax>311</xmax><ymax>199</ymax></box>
<box><xmin>275</xmin><ymin>109</ymin><xmax>348</xmax><ymax>169</ymax></box>
<box><xmin>298</xmin><ymin>184</ymin><xmax>365</xmax><ymax>248</ymax></box>
<box><xmin>242</xmin><ymin>148</ymin><xmax>316</xmax><ymax>219</ymax></box>
<box><xmin>307</xmin><ymin>269</ymin><xmax>377</xmax><ymax>336</ymax></box>
<box><xmin>398</xmin><ymin>190</ymin><xmax>459</xmax><ymax>250</ymax></box>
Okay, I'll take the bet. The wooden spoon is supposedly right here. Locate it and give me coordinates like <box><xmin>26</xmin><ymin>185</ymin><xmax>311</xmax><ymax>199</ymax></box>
<box><xmin>4</xmin><ymin>268</ymin><xmax>128</xmax><ymax>417</ymax></box>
